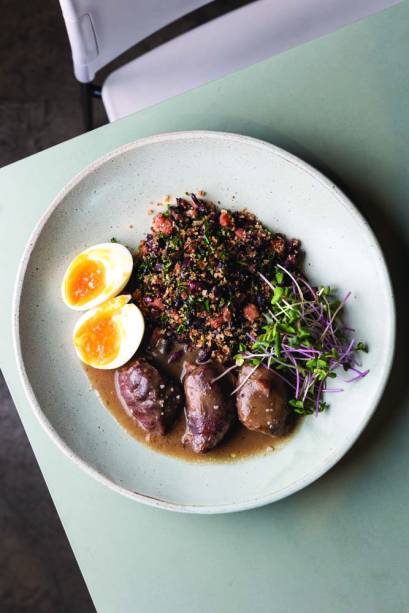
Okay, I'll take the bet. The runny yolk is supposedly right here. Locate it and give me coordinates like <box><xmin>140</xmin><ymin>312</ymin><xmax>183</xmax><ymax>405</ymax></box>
<box><xmin>74</xmin><ymin>313</ymin><xmax>120</xmax><ymax>366</ymax></box>
<box><xmin>67</xmin><ymin>257</ymin><xmax>106</xmax><ymax>306</ymax></box>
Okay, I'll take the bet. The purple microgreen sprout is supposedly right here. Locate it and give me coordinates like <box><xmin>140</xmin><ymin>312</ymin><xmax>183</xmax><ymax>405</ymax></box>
<box><xmin>232</xmin><ymin>265</ymin><xmax>368</xmax><ymax>416</ymax></box>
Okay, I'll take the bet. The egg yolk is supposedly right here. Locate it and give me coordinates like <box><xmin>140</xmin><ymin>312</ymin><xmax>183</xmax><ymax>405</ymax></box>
<box><xmin>66</xmin><ymin>257</ymin><xmax>106</xmax><ymax>306</ymax></box>
<box><xmin>74</xmin><ymin>313</ymin><xmax>120</xmax><ymax>366</ymax></box>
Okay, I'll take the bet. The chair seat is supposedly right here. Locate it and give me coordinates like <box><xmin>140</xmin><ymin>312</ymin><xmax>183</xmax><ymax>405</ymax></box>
<box><xmin>102</xmin><ymin>0</ymin><xmax>395</xmax><ymax>121</ymax></box>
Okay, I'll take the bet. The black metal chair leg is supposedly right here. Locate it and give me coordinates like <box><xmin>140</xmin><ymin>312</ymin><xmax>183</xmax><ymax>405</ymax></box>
<box><xmin>80</xmin><ymin>83</ymin><xmax>93</xmax><ymax>132</ymax></box>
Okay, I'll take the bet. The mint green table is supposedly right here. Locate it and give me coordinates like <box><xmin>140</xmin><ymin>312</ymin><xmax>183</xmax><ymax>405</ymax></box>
<box><xmin>1</xmin><ymin>4</ymin><xmax>408</xmax><ymax>611</ymax></box>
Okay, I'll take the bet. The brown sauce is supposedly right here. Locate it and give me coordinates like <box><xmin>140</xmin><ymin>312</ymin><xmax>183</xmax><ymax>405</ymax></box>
<box><xmin>84</xmin><ymin>340</ymin><xmax>296</xmax><ymax>463</ymax></box>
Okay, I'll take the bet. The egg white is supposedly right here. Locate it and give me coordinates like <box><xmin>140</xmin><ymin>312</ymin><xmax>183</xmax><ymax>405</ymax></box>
<box><xmin>72</xmin><ymin>296</ymin><xmax>145</xmax><ymax>369</ymax></box>
<box><xmin>61</xmin><ymin>242</ymin><xmax>133</xmax><ymax>311</ymax></box>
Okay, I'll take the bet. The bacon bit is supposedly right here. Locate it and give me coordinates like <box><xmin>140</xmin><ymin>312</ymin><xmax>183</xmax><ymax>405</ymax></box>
<box><xmin>197</xmin><ymin>190</ymin><xmax>206</xmax><ymax>197</ymax></box>
<box><xmin>151</xmin><ymin>297</ymin><xmax>165</xmax><ymax>310</ymax></box>
<box><xmin>209</xmin><ymin>314</ymin><xmax>224</xmax><ymax>329</ymax></box>
<box><xmin>152</xmin><ymin>213</ymin><xmax>173</xmax><ymax>236</ymax></box>
<box><xmin>174</xmin><ymin>262</ymin><xmax>181</xmax><ymax>274</ymax></box>
<box><xmin>222</xmin><ymin>306</ymin><xmax>232</xmax><ymax>322</ymax></box>
<box><xmin>271</xmin><ymin>234</ymin><xmax>286</xmax><ymax>255</ymax></box>
<box><xmin>139</xmin><ymin>240</ymin><xmax>148</xmax><ymax>256</ymax></box>
<box><xmin>244</xmin><ymin>303</ymin><xmax>260</xmax><ymax>322</ymax></box>
<box><xmin>235</xmin><ymin>228</ymin><xmax>246</xmax><ymax>239</ymax></box>
<box><xmin>219</xmin><ymin>210</ymin><xmax>233</xmax><ymax>227</ymax></box>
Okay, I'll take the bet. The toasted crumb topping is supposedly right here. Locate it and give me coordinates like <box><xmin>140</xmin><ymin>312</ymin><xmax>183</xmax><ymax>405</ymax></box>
<box><xmin>133</xmin><ymin>194</ymin><xmax>300</xmax><ymax>362</ymax></box>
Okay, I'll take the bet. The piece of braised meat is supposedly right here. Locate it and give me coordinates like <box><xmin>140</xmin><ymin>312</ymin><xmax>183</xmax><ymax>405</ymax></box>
<box><xmin>236</xmin><ymin>365</ymin><xmax>290</xmax><ymax>436</ymax></box>
<box><xmin>182</xmin><ymin>363</ymin><xmax>235</xmax><ymax>453</ymax></box>
<box><xmin>115</xmin><ymin>358</ymin><xmax>182</xmax><ymax>435</ymax></box>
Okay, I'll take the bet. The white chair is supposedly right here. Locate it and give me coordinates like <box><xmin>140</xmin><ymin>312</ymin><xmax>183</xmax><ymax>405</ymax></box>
<box><xmin>59</xmin><ymin>0</ymin><xmax>398</xmax><ymax>129</ymax></box>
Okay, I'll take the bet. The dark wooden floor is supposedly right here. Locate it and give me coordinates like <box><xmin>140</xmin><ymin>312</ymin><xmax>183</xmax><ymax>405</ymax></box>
<box><xmin>0</xmin><ymin>1</ymin><xmax>251</xmax><ymax>610</ymax></box>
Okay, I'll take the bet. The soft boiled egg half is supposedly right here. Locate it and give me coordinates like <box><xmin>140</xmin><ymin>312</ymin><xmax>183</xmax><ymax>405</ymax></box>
<box><xmin>61</xmin><ymin>243</ymin><xmax>133</xmax><ymax>311</ymax></box>
<box><xmin>73</xmin><ymin>295</ymin><xmax>144</xmax><ymax>369</ymax></box>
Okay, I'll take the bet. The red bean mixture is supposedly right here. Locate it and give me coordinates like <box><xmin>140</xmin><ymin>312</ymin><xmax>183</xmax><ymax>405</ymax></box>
<box><xmin>132</xmin><ymin>194</ymin><xmax>300</xmax><ymax>363</ymax></box>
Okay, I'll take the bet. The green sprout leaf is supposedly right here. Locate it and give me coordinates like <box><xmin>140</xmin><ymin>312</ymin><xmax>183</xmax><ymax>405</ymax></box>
<box><xmin>275</xmin><ymin>270</ymin><xmax>284</xmax><ymax>285</ymax></box>
<box><xmin>271</xmin><ymin>286</ymin><xmax>284</xmax><ymax>304</ymax></box>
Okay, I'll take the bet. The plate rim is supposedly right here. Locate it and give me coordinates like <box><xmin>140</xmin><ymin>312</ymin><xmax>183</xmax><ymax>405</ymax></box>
<box><xmin>12</xmin><ymin>130</ymin><xmax>396</xmax><ymax>514</ymax></box>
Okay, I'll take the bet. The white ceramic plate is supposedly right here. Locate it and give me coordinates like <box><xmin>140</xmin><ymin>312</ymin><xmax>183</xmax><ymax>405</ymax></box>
<box><xmin>13</xmin><ymin>132</ymin><xmax>395</xmax><ymax>514</ymax></box>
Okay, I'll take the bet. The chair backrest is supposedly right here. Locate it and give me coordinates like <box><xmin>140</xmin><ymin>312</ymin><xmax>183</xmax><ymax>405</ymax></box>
<box><xmin>59</xmin><ymin>0</ymin><xmax>211</xmax><ymax>82</ymax></box>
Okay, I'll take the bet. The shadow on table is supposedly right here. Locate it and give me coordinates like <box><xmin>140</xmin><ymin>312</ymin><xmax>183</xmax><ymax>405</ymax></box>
<box><xmin>259</xmin><ymin>131</ymin><xmax>409</xmax><ymax>503</ymax></box>
<box><xmin>319</xmin><ymin>177</ymin><xmax>409</xmax><ymax>470</ymax></box>
<box><xmin>294</xmin><ymin>146</ymin><xmax>409</xmax><ymax>464</ymax></box>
